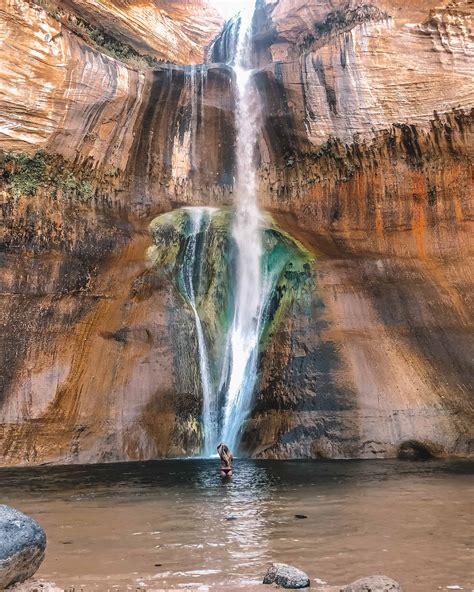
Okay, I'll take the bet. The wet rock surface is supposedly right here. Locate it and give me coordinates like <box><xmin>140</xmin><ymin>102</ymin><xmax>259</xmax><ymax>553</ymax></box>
<box><xmin>0</xmin><ymin>505</ymin><xmax>46</xmax><ymax>589</ymax></box>
<box><xmin>263</xmin><ymin>563</ymin><xmax>311</xmax><ymax>589</ymax></box>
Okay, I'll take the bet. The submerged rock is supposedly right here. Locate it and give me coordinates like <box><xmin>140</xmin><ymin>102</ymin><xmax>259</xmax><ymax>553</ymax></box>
<box><xmin>10</xmin><ymin>580</ymin><xmax>63</xmax><ymax>591</ymax></box>
<box><xmin>0</xmin><ymin>505</ymin><xmax>46</xmax><ymax>589</ymax></box>
<box><xmin>342</xmin><ymin>575</ymin><xmax>402</xmax><ymax>591</ymax></box>
<box><xmin>263</xmin><ymin>563</ymin><xmax>310</xmax><ymax>589</ymax></box>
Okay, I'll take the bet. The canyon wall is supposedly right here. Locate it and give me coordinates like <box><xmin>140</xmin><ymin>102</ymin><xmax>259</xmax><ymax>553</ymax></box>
<box><xmin>246</xmin><ymin>0</ymin><xmax>474</xmax><ymax>458</ymax></box>
<box><xmin>0</xmin><ymin>0</ymin><xmax>472</xmax><ymax>464</ymax></box>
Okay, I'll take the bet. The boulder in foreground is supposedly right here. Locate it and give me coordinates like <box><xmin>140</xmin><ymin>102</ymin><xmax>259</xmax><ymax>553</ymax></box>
<box><xmin>0</xmin><ymin>505</ymin><xmax>46</xmax><ymax>589</ymax></box>
<box><xmin>342</xmin><ymin>575</ymin><xmax>402</xmax><ymax>591</ymax></box>
<box><xmin>263</xmin><ymin>562</ymin><xmax>310</xmax><ymax>588</ymax></box>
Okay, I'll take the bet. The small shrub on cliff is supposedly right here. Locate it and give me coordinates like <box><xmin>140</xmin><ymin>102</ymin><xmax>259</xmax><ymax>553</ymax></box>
<box><xmin>78</xmin><ymin>180</ymin><xmax>94</xmax><ymax>201</ymax></box>
<box><xmin>83</xmin><ymin>26</ymin><xmax>163</xmax><ymax>68</ymax></box>
<box><xmin>1</xmin><ymin>150</ymin><xmax>49</xmax><ymax>197</ymax></box>
<box><xmin>104</xmin><ymin>167</ymin><xmax>120</xmax><ymax>178</ymax></box>
<box><xmin>57</xmin><ymin>171</ymin><xmax>78</xmax><ymax>196</ymax></box>
<box><xmin>54</xmin><ymin>172</ymin><xmax>94</xmax><ymax>201</ymax></box>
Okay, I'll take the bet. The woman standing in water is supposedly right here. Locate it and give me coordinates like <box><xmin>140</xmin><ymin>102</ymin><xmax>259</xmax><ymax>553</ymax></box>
<box><xmin>217</xmin><ymin>443</ymin><xmax>233</xmax><ymax>478</ymax></box>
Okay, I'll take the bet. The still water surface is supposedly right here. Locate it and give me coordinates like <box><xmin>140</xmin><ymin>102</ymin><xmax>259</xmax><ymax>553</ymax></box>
<box><xmin>1</xmin><ymin>459</ymin><xmax>473</xmax><ymax>591</ymax></box>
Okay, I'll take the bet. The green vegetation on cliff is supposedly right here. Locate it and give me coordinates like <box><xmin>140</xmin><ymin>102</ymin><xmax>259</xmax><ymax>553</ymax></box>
<box><xmin>86</xmin><ymin>28</ymin><xmax>163</xmax><ymax>68</ymax></box>
<box><xmin>0</xmin><ymin>150</ymin><xmax>95</xmax><ymax>201</ymax></box>
<box><xmin>1</xmin><ymin>150</ymin><xmax>48</xmax><ymax>197</ymax></box>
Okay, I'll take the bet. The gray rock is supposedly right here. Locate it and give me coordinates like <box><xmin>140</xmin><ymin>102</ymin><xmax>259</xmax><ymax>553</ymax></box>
<box><xmin>263</xmin><ymin>563</ymin><xmax>310</xmax><ymax>589</ymax></box>
<box><xmin>9</xmin><ymin>580</ymin><xmax>63</xmax><ymax>591</ymax></box>
<box><xmin>342</xmin><ymin>575</ymin><xmax>402</xmax><ymax>592</ymax></box>
<box><xmin>0</xmin><ymin>505</ymin><xmax>46</xmax><ymax>589</ymax></box>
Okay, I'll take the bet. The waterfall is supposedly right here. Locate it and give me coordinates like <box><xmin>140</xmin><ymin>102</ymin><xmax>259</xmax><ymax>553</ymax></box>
<box><xmin>220</xmin><ymin>1</ymin><xmax>263</xmax><ymax>452</ymax></box>
<box><xmin>180</xmin><ymin>207</ymin><xmax>219</xmax><ymax>456</ymax></box>
<box><xmin>151</xmin><ymin>203</ymin><xmax>312</xmax><ymax>457</ymax></box>
<box><xmin>149</xmin><ymin>9</ymin><xmax>312</xmax><ymax>455</ymax></box>
<box><xmin>179</xmin><ymin>2</ymin><xmax>272</xmax><ymax>455</ymax></box>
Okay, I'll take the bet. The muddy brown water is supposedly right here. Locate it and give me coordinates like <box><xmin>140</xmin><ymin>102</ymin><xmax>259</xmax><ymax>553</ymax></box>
<box><xmin>1</xmin><ymin>459</ymin><xmax>473</xmax><ymax>591</ymax></box>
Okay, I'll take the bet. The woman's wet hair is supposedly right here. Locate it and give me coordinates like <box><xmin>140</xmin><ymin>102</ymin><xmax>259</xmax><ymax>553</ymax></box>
<box><xmin>217</xmin><ymin>443</ymin><xmax>232</xmax><ymax>465</ymax></box>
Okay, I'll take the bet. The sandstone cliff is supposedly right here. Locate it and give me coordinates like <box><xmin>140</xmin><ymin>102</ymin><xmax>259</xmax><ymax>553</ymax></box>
<box><xmin>58</xmin><ymin>0</ymin><xmax>223</xmax><ymax>64</ymax></box>
<box><xmin>0</xmin><ymin>0</ymin><xmax>472</xmax><ymax>464</ymax></box>
<box><xmin>248</xmin><ymin>0</ymin><xmax>474</xmax><ymax>458</ymax></box>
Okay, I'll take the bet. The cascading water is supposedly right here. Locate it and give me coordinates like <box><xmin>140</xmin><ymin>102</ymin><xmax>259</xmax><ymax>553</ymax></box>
<box><xmin>166</xmin><ymin>3</ymin><xmax>301</xmax><ymax>455</ymax></box>
<box><xmin>219</xmin><ymin>1</ymin><xmax>264</xmax><ymax>452</ymax></box>
<box><xmin>179</xmin><ymin>207</ymin><xmax>219</xmax><ymax>456</ymax></box>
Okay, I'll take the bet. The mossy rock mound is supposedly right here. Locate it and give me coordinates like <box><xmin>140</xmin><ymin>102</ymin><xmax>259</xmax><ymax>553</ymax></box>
<box><xmin>149</xmin><ymin>206</ymin><xmax>313</xmax><ymax>386</ymax></box>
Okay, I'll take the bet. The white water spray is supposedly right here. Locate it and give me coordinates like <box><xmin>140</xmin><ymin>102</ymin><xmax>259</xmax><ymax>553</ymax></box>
<box><xmin>220</xmin><ymin>1</ymin><xmax>264</xmax><ymax>451</ymax></box>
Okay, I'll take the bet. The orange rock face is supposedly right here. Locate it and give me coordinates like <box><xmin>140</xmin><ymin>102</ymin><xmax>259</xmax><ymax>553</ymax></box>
<box><xmin>60</xmin><ymin>0</ymin><xmax>223</xmax><ymax>64</ymax></box>
<box><xmin>246</xmin><ymin>0</ymin><xmax>473</xmax><ymax>458</ymax></box>
<box><xmin>0</xmin><ymin>0</ymin><xmax>472</xmax><ymax>464</ymax></box>
<box><xmin>0</xmin><ymin>0</ymin><xmax>221</xmax><ymax>155</ymax></box>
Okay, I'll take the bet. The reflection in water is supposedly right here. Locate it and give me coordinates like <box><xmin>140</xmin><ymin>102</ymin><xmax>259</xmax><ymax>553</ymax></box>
<box><xmin>193</xmin><ymin>462</ymin><xmax>273</xmax><ymax>586</ymax></box>
<box><xmin>1</xmin><ymin>460</ymin><xmax>473</xmax><ymax>591</ymax></box>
